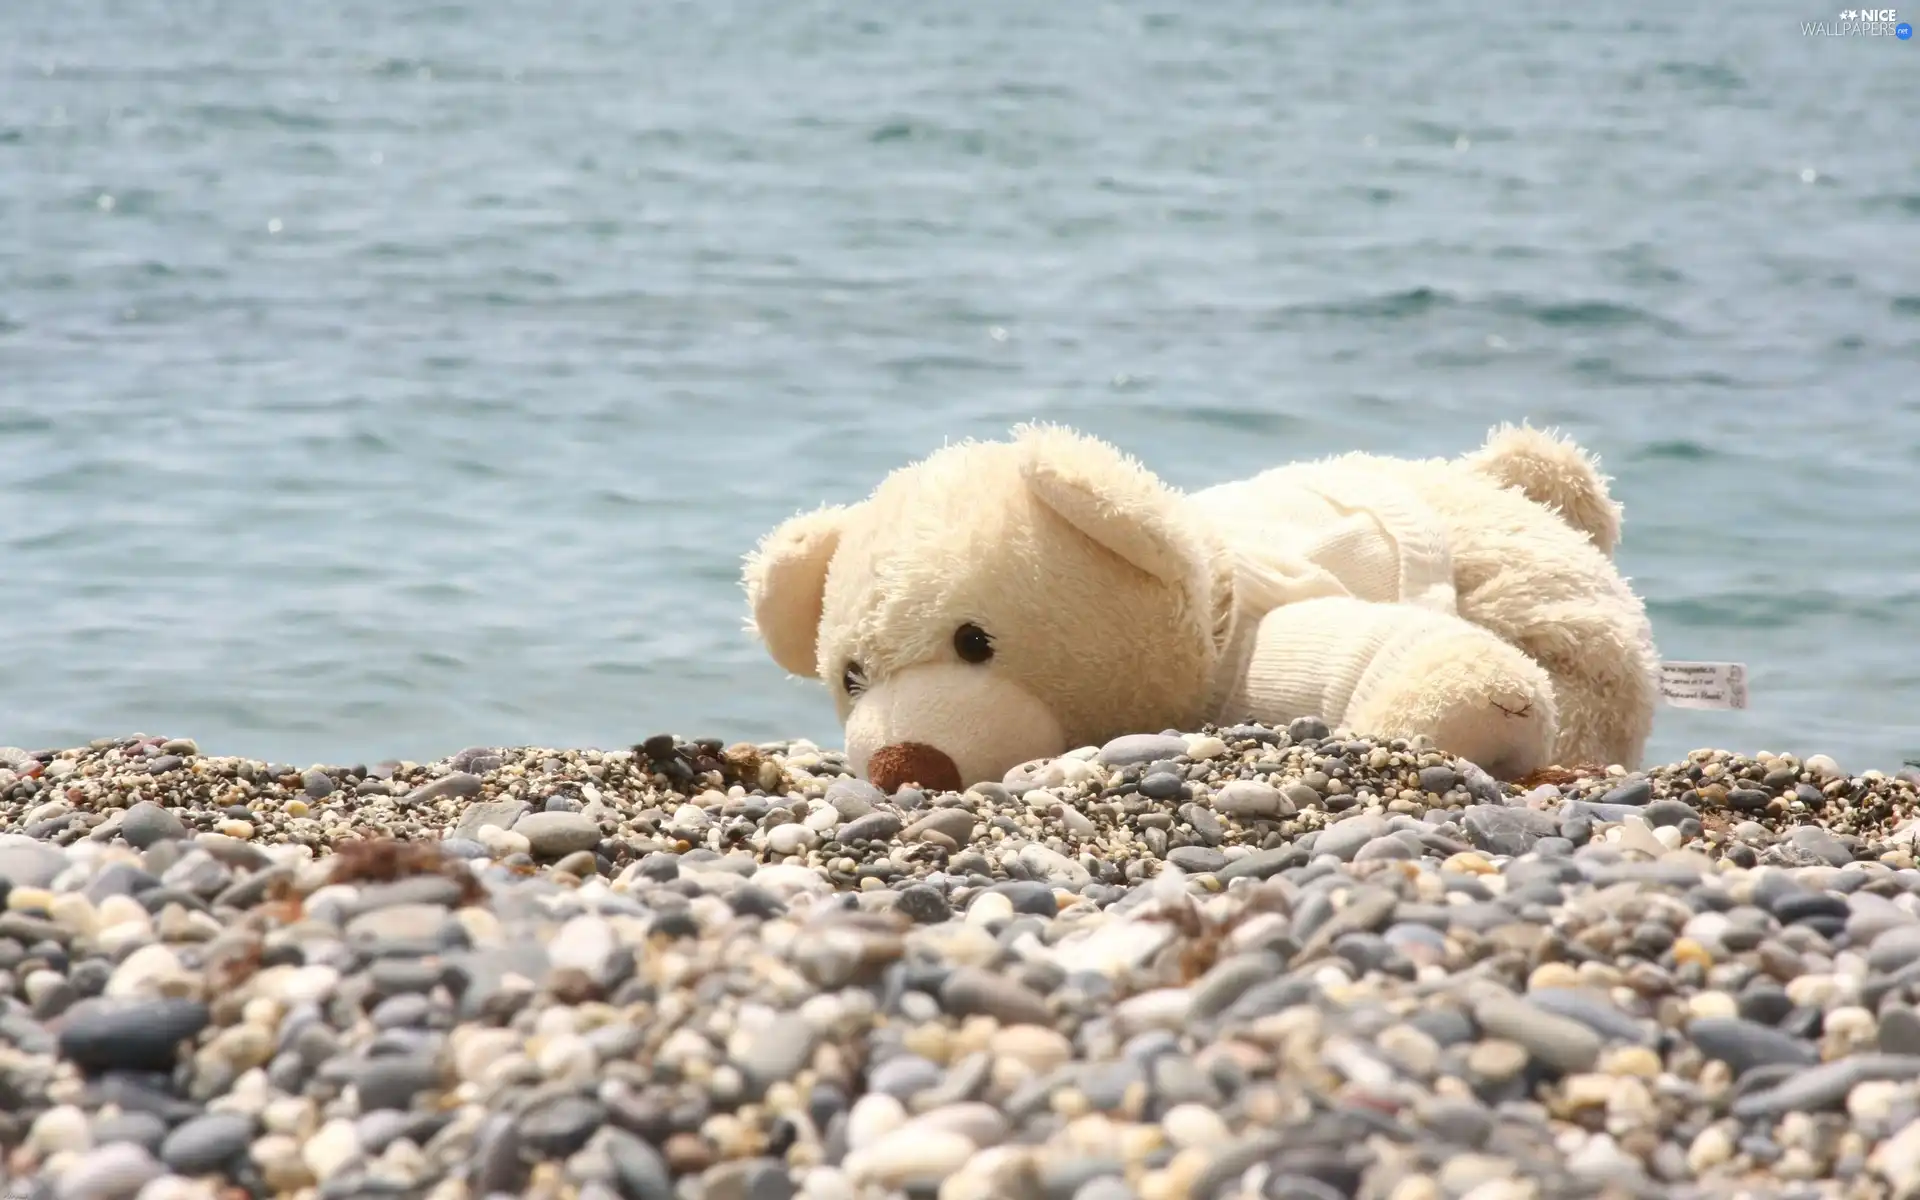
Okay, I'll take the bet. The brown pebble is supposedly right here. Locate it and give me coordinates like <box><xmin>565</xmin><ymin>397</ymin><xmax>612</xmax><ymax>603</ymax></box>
<box><xmin>664</xmin><ymin>1132</ymin><xmax>716</xmax><ymax>1174</ymax></box>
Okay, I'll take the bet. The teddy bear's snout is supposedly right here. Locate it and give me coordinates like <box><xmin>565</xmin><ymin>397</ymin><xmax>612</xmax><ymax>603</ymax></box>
<box><xmin>867</xmin><ymin>741</ymin><xmax>963</xmax><ymax>795</ymax></box>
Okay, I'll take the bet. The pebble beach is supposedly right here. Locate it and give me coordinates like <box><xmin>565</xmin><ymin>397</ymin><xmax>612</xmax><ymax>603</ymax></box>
<box><xmin>6</xmin><ymin>723</ymin><xmax>1920</xmax><ymax>1200</ymax></box>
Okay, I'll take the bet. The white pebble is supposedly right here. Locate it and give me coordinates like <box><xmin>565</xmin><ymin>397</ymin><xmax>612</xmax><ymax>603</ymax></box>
<box><xmin>252</xmin><ymin>964</ymin><xmax>341</xmax><ymax>1007</ymax></box>
<box><xmin>1161</xmin><ymin>1103</ymin><xmax>1230</xmax><ymax>1150</ymax></box>
<box><xmin>302</xmin><ymin>1117</ymin><xmax>362</xmax><ymax>1178</ymax></box>
<box><xmin>965</xmin><ymin>892</ymin><xmax>1014</xmax><ymax>926</ymax></box>
<box><xmin>1806</xmin><ymin>754</ymin><xmax>1844</xmax><ymax>781</ymax></box>
<box><xmin>49</xmin><ymin>892</ymin><xmax>99</xmax><ymax>938</ymax></box>
<box><xmin>845</xmin><ymin>1092</ymin><xmax>907</xmax><ymax>1152</ymax></box>
<box><xmin>478</xmin><ymin>825</ymin><xmax>531</xmax><ymax>857</ymax></box>
<box><xmin>1183</xmin><ymin>734</ymin><xmax>1227</xmax><ymax>760</ymax></box>
<box><xmin>844</xmin><ymin>1128</ymin><xmax>975</xmax><ymax>1189</ymax></box>
<box><xmin>56</xmin><ymin>1142</ymin><xmax>163</xmax><ymax>1199</ymax></box>
<box><xmin>548</xmin><ymin>915</ymin><xmax>617</xmax><ymax>980</ymax></box>
<box><xmin>95</xmin><ymin>893</ymin><xmax>151</xmax><ymax>931</ymax></box>
<box><xmin>28</xmin><ymin>1103</ymin><xmax>91</xmax><ymax>1155</ymax></box>
<box><xmin>536</xmin><ymin>1033</ymin><xmax>599</xmax><ymax>1084</ymax></box>
<box><xmin>768</xmin><ymin>824</ymin><xmax>818</xmax><ymax>855</ymax></box>
<box><xmin>799</xmin><ymin>1166</ymin><xmax>856</xmax><ymax>1200</ymax></box>
<box><xmin>1871</xmin><ymin>1116</ymin><xmax>1920</xmax><ymax>1193</ymax></box>
<box><xmin>1113</xmin><ymin>987</ymin><xmax>1192</xmax><ymax>1035</ymax></box>
<box><xmin>1614</xmin><ymin>817</ymin><xmax>1666</xmax><ymax>857</ymax></box>
<box><xmin>106</xmin><ymin>944</ymin><xmax>189</xmax><ymax>999</ymax></box>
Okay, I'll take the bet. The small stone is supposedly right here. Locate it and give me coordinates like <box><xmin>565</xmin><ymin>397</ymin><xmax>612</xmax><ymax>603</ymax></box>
<box><xmin>1880</xmin><ymin>1007</ymin><xmax>1920</xmax><ymax>1056</ymax></box>
<box><xmin>1690</xmin><ymin>1017</ymin><xmax>1820</xmax><ymax>1076</ymax></box>
<box><xmin>159</xmin><ymin>1112</ymin><xmax>255</xmax><ymax>1174</ymax></box>
<box><xmin>1600</xmin><ymin>778</ymin><xmax>1653</xmax><ymax>807</ymax></box>
<box><xmin>120</xmin><ymin>802</ymin><xmax>188</xmax><ymax>850</ymax></box>
<box><xmin>1461</xmin><ymin>806</ymin><xmax>1559</xmax><ymax>857</ymax></box>
<box><xmin>1211</xmin><ymin>780</ymin><xmax>1287</xmax><ymax>819</ymax></box>
<box><xmin>519</xmin><ymin>1095</ymin><xmax>607</xmax><ymax>1158</ymax></box>
<box><xmin>1287</xmin><ymin>717</ymin><xmax>1331</xmax><ymax>742</ymax></box>
<box><xmin>896</xmin><ymin>885</ymin><xmax>952</xmax><ymax>925</ymax></box>
<box><xmin>513</xmin><ymin>810</ymin><xmax>601</xmax><ymax>857</ymax></box>
<box><xmin>841</xmin><ymin>813</ymin><xmax>904</xmax><ymax>843</ymax></box>
<box><xmin>58</xmin><ymin>998</ymin><xmax>210</xmax><ymax>1073</ymax></box>
<box><xmin>1096</xmin><ymin>735</ymin><xmax>1190</xmax><ymax>768</ymax></box>
<box><xmin>1471</xmin><ymin>992</ymin><xmax>1601</xmax><ymax>1074</ymax></box>
<box><xmin>1161</xmin><ymin>1103</ymin><xmax>1231</xmax><ymax>1150</ymax></box>
<box><xmin>400</xmin><ymin>771</ymin><xmax>486</xmax><ymax>806</ymax></box>
<box><xmin>905</xmin><ymin>809</ymin><xmax>976</xmax><ymax>845</ymax></box>
<box><xmin>703</xmin><ymin>1159</ymin><xmax>795</xmax><ymax>1200</ymax></box>
<box><xmin>827</xmin><ymin>779</ymin><xmax>885</xmax><ymax>820</ymax></box>
<box><xmin>1316</xmin><ymin>815</ymin><xmax>1389</xmax><ymax>862</ymax></box>
<box><xmin>941</xmin><ymin>966</ymin><xmax>1051</xmax><ymax>1026</ymax></box>
<box><xmin>1167</xmin><ymin>846</ymin><xmax>1228</xmax><ymax>874</ymax></box>
<box><xmin>53</xmin><ymin>1141</ymin><xmax>165</xmax><ymax>1199</ymax></box>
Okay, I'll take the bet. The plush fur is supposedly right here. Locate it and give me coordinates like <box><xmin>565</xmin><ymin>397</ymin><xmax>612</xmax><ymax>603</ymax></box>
<box><xmin>744</xmin><ymin>424</ymin><xmax>1660</xmax><ymax>791</ymax></box>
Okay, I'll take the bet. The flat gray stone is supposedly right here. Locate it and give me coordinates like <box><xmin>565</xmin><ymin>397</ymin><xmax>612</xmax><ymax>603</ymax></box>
<box><xmin>1472</xmin><ymin>992</ymin><xmax>1601</xmax><ymax>1074</ymax></box>
<box><xmin>452</xmin><ymin>798</ymin><xmax>531</xmax><ymax>841</ymax></box>
<box><xmin>1096</xmin><ymin>734</ymin><xmax>1189</xmax><ymax>768</ymax></box>
<box><xmin>1689</xmin><ymin>1016</ymin><xmax>1818</xmax><ymax>1076</ymax></box>
<box><xmin>513</xmin><ymin>810</ymin><xmax>602</xmax><ymax>857</ymax></box>
<box><xmin>1731</xmin><ymin>1054</ymin><xmax>1920</xmax><ymax>1118</ymax></box>
<box><xmin>1461</xmin><ymin>805</ymin><xmax>1559</xmax><ymax>857</ymax></box>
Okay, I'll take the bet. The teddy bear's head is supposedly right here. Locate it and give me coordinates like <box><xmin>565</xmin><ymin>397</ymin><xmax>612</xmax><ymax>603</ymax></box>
<box><xmin>744</xmin><ymin>425</ymin><xmax>1230</xmax><ymax>793</ymax></box>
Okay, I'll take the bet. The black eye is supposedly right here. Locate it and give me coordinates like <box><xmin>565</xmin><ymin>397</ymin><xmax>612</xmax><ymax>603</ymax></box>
<box><xmin>953</xmin><ymin>623</ymin><xmax>994</xmax><ymax>664</ymax></box>
<box><xmin>841</xmin><ymin>662</ymin><xmax>866</xmax><ymax>696</ymax></box>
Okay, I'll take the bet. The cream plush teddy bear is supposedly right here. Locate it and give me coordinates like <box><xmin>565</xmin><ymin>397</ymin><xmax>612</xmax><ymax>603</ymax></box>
<box><xmin>744</xmin><ymin>424</ymin><xmax>1660</xmax><ymax>794</ymax></box>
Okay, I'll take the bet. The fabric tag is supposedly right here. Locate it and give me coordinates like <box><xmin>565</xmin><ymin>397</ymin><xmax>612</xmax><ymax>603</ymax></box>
<box><xmin>1660</xmin><ymin>661</ymin><xmax>1749</xmax><ymax>710</ymax></box>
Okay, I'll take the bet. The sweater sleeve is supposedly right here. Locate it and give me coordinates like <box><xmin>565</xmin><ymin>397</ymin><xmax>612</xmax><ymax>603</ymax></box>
<box><xmin>1212</xmin><ymin>595</ymin><xmax>1487</xmax><ymax>729</ymax></box>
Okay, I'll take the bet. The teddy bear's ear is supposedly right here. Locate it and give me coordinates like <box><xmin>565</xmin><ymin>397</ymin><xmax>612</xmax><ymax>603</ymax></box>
<box><xmin>742</xmin><ymin>503</ymin><xmax>851</xmax><ymax>677</ymax></box>
<box><xmin>1013</xmin><ymin>424</ymin><xmax>1205</xmax><ymax>588</ymax></box>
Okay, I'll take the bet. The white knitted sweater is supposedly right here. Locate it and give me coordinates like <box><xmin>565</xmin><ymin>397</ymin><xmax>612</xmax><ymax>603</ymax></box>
<box><xmin>1183</xmin><ymin>458</ymin><xmax>1466</xmax><ymax>728</ymax></box>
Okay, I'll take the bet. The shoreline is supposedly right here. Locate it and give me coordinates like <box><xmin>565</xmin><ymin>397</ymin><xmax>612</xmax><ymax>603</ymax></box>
<box><xmin>5</xmin><ymin>725</ymin><xmax>1920</xmax><ymax>1197</ymax></box>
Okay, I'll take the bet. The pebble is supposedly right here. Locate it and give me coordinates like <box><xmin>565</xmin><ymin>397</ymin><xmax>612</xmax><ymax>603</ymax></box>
<box><xmin>0</xmin><ymin>727</ymin><xmax>1914</xmax><ymax>1197</ymax></box>
<box><xmin>514</xmin><ymin>810</ymin><xmax>602</xmax><ymax>856</ymax></box>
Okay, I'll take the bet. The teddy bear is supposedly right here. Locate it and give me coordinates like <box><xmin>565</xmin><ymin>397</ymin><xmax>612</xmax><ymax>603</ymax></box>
<box><xmin>742</xmin><ymin>423</ymin><xmax>1661</xmax><ymax>794</ymax></box>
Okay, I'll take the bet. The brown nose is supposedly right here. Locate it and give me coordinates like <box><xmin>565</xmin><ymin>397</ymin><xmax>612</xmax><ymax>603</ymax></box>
<box><xmin>867</xmin><ymin>742</ymin><xmax>963</xmax><ymax>795</ymax></box>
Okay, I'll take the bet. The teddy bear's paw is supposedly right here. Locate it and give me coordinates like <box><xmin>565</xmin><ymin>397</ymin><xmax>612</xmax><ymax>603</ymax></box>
<box><xmin>1349</xmin><ymin>631</ymin><xmax>1559</xmax><ymax>783</ymax></box>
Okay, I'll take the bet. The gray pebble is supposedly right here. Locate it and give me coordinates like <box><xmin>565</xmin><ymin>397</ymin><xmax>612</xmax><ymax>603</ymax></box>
<box><xmin>941</xmin><ymin>966</ymin><xmax>1051</xmax><ymax>1025</ymax></box>
<box><xmin>1211</xmin><ymin>780</ymin><xmax>1287</xmax><ymax>819</ymax></box>
<box><xmin>1689</xmin><ymin>1016</ymin><xmax>1819</xmax><ymax>1076</ymax></box>
<box><xmin>1167</xmin><ymin>845</ymin><xmax>1228</xmax><ymax>873</ymax></box>
<box><xmin>1461</xmin><ymin>805</ymin><xmax>1559</xmax><ymax>857</ymax></box>
<box><xmin>1096</xmin><ymin>734</ymin><xmax>1191</xmax><ymax>767</ymax></box>
<box><xmin>1471</xmin><ymin>991</ymin><xmax>1601</xmax><ymax>1074</ymax></box>
<box><xmin>53</xmin><ymin>1141</ymin><xmax>165</xmax><ymax>1200</ymax></box>
<box><xmin>119</xmin><ymin>802</ymin><xmax>188</xmax><ymax>850</ymax></box>
<box><xmin>840</xmin><ymin>812</ymin><xmax>904</xmax><ymax>843</ymax></box>
<box><xmin>896</xmin><ymin>884</ymin><xmax>953</xmax><ymax>925</ymax></box>
<box><xmin>1732</xmin><ymin>1054</ymin><xmax>1920</xmax><ymax>1117</ymax></box>
<box><xmin>512</xmin><ymin>810</ymin><xmax>601</xmax><ymax>857</ymax></box>
<box><xmin>827</xmin><ymin>779</ymin><xmax>885</xmax><ymax>820</ymax></box>
<box><xmin>401</xmin><ymin>771</ymin><xmax>486</xmax><ymax>807</ymax></box>
<box><xmin>519</xmin><ymin>1094</ymin><xmax>607</xmax><ymax>1158</ymax></box>
<box><xmin>158</xmin><ymin>1111</ymin><xmax>254</xmax><ymax>1174</ymax></box>
<box><xmin>1316</xmin><ymin>815</ymin><xmax>1389</xmax><ymax>863</ymax></box>
<box><xmin>1286</xmin><ymin>717</ymin><xmax>1330</xmax><ymax>742</ymax></box>
<box><xmin>1600</xmin><ymin>777</ymin><xmax>1652</xmax><ymax>806</ymax></box>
